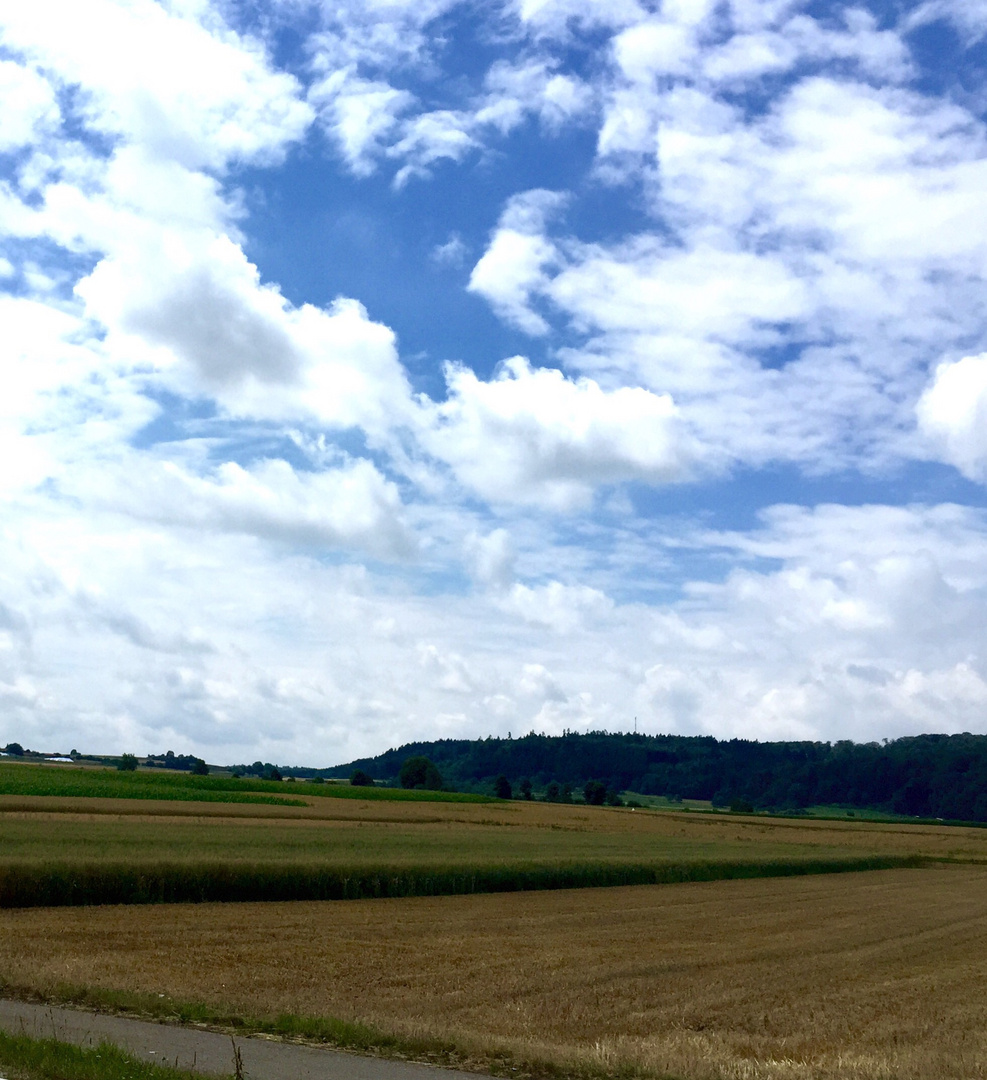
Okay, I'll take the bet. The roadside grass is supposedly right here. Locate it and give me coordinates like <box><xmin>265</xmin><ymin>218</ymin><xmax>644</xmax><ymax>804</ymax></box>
<box><xmin>0</xmin><ymin>763</ymin><xmax>488</xmax><ymax>806</ymax></box>
<box><xmin>0</xmin><ymin>984</ymin><xmax>631</xmax><ymax>1080</ymax></box>
<box><xmin>0</xmin><ymin>1029</ymin><xmax>223</xmax><ymax>1080</ymax></box>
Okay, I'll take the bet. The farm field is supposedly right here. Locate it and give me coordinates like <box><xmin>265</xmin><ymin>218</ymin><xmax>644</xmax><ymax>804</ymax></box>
<box><xmin>2</xmin><ymin>866</ymin><xmax>985</xmax><ymax>1080</ymax></box>
<box><xmin>0</xmin><ymin>762</ymin><xmax>487</xmax><ymax>805</ymax></box>
<box><xmin>1</xmin><ymin>790</ymin><xmax>986</xmax><ymax>905</ymax></box>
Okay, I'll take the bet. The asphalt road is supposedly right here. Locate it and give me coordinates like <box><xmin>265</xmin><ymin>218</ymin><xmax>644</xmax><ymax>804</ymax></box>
<box><xmin>0</xmin><ymin>1000</ymin><xmax>486</xmax><ymax>1080</ymax></box>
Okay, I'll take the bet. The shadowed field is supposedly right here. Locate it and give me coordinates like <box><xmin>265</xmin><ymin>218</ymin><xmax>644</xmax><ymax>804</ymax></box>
<box><xmin>2</xmin><ymin>866</ymin><xmax>985</xmax><ymax>1080</ymax></box>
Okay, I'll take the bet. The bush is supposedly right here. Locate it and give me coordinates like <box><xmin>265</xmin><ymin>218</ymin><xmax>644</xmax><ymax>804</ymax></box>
<box><xmin>309</xmin><ymin>775</ymin><xmax>325</xmax><ymax>785</ymax></box>
<box><xmin>117</xmin><ymin>753</ymin><xmax>138</xmax><ymax>772</ymax></box>
<box><xmin>494</xmin><ymin>774</ymin><xmax>512</xmax><ymax>799</ymax></box>
<box><xmin>605</xmin><ymin>788</ymin><xmax>622</xmax><ymax>807</ymax></box>
<box><xmin>399</xmin><ymin>756</ymin><xmax>442</xmax><ymax>790</ymax></box>
<box><xmin>519</xmin><ymin>777</ymin><xmax>533</xmax><ymax>800</ymax></box>
<box><xmin>4</xmin><ymin>743</ymin><xmax>24</xmax><ymax>756</ymax></box>
<box><xmin>191</xmin><ymin>759</ymin><xmax>209</xmax><ymax>776</ymax></box>
<box><xmin>263</xmin><ymin>767</ymin><xmax>282</xmax><ymax>782</ymax></box>
<box><xmin>730</xmin><ymin>798</ymin><xmax>754</xmax><ymax>814</ymax></box>
<box><xmin>350</xmin><ymin>769</ymin><xmax>374</xmax><ymax>787</ymax></box>
<box><xmin>544</xmin><ymin>781</ymin><xmax>561</xmax><ymax>802</ymax></box>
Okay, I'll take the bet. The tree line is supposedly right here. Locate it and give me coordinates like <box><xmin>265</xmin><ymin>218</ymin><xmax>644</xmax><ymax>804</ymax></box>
<box><xmin>327</xmin><ymin>730</ymin><xmax>987</xmax><ymax>820</ymax></box>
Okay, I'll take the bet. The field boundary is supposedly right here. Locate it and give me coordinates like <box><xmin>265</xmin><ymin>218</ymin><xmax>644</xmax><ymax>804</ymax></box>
<box><xmin>0</xmin><ymin>854</ymin><xmax>926</xmax><ymax>908</ymax></box>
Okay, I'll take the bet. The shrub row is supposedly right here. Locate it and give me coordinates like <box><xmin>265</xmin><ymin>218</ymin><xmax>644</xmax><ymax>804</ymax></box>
<box><xmin>0</xmin><ymin>855</ymin><xmax>926</xmax><ymax>908</ymax></box>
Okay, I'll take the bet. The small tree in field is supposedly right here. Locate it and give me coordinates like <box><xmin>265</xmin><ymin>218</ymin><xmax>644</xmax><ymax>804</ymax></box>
<box><xmin>399</xmin><ymin>756</ymin><xmax>442</xmax><ymax>790</ymax></box>
<box><xmin>494</xmin><ymin>774</ymin><xmax>512</xmax><ymax>799</ymax></box>
<box><xmin>350</xmin><ymin>769</ymin><xmax>374</xmax><ymax>786</ymax></box>
<box><xmin>117</xmin><ymin>753</ymin><xmax>138</xmax><ymax>772</ymax></box>
<box><xmin>519</xmin><ymin>777</ymin><xmax>533</xmax><ymax>800</ymax></box>
<box><xmin>584</xmin><ymin>780</ymin><xmax>607</xmax><ymax>806</ymax></box>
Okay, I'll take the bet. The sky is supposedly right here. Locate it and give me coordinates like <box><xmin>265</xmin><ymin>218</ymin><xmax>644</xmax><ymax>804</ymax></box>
<box><xmin>2</xmin><ymin>0</ymin><xmax>987</xmax><ymax>765</ymax></box>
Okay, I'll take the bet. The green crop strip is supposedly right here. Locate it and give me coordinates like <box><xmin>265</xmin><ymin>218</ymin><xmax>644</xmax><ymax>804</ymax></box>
<box><xmin>0</xmin><ymin>854</ymin><xmax>926</xmax><ymax>908</ymax></box>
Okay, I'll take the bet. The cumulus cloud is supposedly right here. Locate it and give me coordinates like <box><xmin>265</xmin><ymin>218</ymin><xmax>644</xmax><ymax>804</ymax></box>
<box><xmin>424</xmin><ymin>357</ymin><xmax>703</xmax><ymax>509</ymax></box>
<box><xmin>502</xmin><ymin>580</ymin><xmax>613</xmax><ymax>633</ymax></box>
<box><xmin>79</xmin><ymin>233</ymin><xmax>414</xmax><ymax>434</ymax></box>
<box><xmin>0</xmin><ymin>0</ymin><xmax>311</xmax><ymax>169</ymax></box>
<box><xmin>0</xmin><ymin>60</ymin><xmax>59</xmax><ymax>151</ymax></box>
<box><xmin>75</xmin><ymin>455</ymin><xmax>416</xmax><ymax>559</ymax></box>
<box><xmin>917</xmin><ymin>354</ymin><xmax>987</xmax><ymax>481</ymax></box>
<box><xmin>467</xmin><ymin>189</ymin><xmax>568</xmax><ymax>335</ymax></box>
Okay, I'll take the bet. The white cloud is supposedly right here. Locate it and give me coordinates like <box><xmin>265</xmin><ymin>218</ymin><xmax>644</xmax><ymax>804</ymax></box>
<box><xmin>519</xmin><ymin>662</ymin><xmax>567</xmax><ymax>702</ymax></box>
<box><xmin>309</xmin><ymin>73</ymin><xmax>413</xmax><ymax>176</ymax></box>
<box><xmin>76</xmin><ymin>455</ymin><xmax>416</xmax><ymax>559</ymax></box>
<box><xmin>77</xmin><ymin>232</ymin><xmax>414</xmax><ymax>435</ymax></box>
<box><xmin>389</xmin><ymin>109</ymin><xmax>477</xmax><ymax>185</ymax></box>
<box><xmin>477</xmin><ymin>59</ymin><xmax>594</xmax><ymax>134</ymax></box>
<box><xmin>467</xmin><ymin>189</ymin><xmax>568</xmax><ymax>335</ymax></box>
<box><xmin>917</xmin><ymin>353</ymin><xmax>987</xmax><ymax>481</ymax></box>
<box><xmin>0</xmin><ymin>60</ymin><xmax>59</xmax><ymax>152</ymax></box>
<box><xmin>424</xmin><ymin>357</ymin><xmax>702</xmax><ymax>510</ymax></box>
<box><xmin>503</xmin><ymin>580</ymin><xmax>613</xmax><ymax>633</ymax></box>
<box><xmin>465</xmin><ymin>529</ymin><xmax>517</xmax><ymax>591</ymax></box>
<box><xmin>430</xmin><ymin>233</ymin><xmax>468</xmax><ymax>267</ymax></box>
<box><xmin>0</xmin><ymin>0</ymin><xmax>311</xmax><ymax>169</ymax></box>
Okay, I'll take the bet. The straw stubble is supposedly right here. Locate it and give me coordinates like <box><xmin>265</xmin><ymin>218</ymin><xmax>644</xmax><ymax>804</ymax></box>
<box><xmin>1</xmin><ymin>866</ymin><xmax>985</xmax><ymax>1079</ymax></box>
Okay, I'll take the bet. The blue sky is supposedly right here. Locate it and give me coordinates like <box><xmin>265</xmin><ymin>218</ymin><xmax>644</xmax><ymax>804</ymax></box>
<box><xmin>3</xmin><ymin>0</ymin><xmax>987</xmax><ymax>764</ymax></box>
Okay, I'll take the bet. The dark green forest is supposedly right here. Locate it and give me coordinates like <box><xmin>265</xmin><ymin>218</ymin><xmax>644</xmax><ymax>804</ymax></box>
<box><xmin>327</xmin><ymin>731</ymin><xmax>987</xmax><ymax>821</ymax></box>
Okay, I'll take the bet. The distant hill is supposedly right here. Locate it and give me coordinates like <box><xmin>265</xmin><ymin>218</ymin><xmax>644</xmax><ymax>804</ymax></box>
<box><xmin>327</xmin><ymin>730</ymin><xmax>987</xmax><ymax>821</ymax></box>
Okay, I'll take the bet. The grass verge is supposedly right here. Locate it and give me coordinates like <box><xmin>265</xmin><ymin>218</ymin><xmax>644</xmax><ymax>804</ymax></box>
<box><xmin>0</xmin><ymin>854</ymin><xmax>925</xmax><ymax>908</ymax></box>
<box><xmin>0</xmin><ymin>1029</ymin><xmax>224</xmax><ymax>1080</ymax></box>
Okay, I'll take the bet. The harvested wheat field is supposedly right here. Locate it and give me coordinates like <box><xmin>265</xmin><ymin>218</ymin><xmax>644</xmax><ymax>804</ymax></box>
<box><xmin>2</xmin><ymin>865</ymin><xmax>986</xmax><ymax>1080</ymax></box>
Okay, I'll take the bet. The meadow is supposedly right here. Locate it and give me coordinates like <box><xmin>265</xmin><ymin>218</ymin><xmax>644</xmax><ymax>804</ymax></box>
<box><xmin>2</xmin><ymin>866</ymin><xmax>985</xmax><ymax>1080</ymax></box>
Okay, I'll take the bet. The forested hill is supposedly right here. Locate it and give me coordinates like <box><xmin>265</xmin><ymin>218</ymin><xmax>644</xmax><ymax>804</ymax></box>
<box><xmin>327</xmin><ymin>731</ymin><xmax>987</xmax><ymax>821</ymax></box>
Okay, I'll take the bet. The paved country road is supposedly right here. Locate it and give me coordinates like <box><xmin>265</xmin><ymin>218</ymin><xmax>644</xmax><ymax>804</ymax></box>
<box><xmin>0</xmin><ymin>1001</ymin><xmax>486</xmax><ymax>1080</ymax></box>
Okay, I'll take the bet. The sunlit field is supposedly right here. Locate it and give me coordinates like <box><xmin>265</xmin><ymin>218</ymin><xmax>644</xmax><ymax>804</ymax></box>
<box><xmin>2</xmin><ymin>867</ymin><xmax>985</xmax><ymax>1080</ymax></box>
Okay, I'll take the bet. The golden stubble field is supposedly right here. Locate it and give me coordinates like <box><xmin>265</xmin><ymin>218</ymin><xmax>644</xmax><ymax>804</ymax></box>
<box><xmin>3</xmin><ymin>866</ymin><xmax>987</xmax><ymax>1079</ymax></box>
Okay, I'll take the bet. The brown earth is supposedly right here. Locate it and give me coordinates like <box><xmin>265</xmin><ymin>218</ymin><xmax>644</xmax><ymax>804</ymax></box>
<box><xmin>1</xmin><ymin>865</ymin><xmax>986</xmax><ymax>1080</ymax></box>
